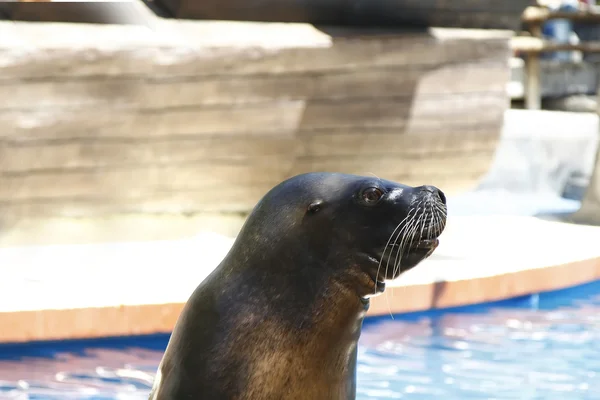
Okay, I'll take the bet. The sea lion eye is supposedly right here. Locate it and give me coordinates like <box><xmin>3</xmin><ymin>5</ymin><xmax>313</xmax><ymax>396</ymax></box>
<box><xmin>361</xmin><ymin>187</ymin><xmax>384</xmax><ymax>205</ymax></box>
<box><xmin>307</xmin><ymin>200</ymin><xmax>323</xmax><ymax>214</ymax></box>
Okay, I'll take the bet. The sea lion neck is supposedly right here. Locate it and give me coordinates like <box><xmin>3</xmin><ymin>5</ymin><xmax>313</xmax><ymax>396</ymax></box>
<box><xmin>217</xmin><ymin>240</ymin><xmax>367</xmax><ymax>332</ymax></box>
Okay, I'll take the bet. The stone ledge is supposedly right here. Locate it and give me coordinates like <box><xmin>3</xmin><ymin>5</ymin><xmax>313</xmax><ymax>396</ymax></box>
<box><xmin>0</xmin><ymin>20</ymin><xmax>511</xmax><ymax>219</ymax></box>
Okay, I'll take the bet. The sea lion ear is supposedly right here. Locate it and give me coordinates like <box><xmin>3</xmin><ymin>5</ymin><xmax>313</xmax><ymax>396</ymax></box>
<box><xmin>307</xmin><ymin>200</ymin><xmax>323</xmax><ymax>214</ymax></box>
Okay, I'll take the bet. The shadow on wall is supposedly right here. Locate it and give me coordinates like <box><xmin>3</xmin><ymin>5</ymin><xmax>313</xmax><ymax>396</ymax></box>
<box><xmin>1</xmin><ymin>0</ymin><xmax>532</xmax><ymax>30</ymax></box>
<box><xmin>274</xmin><ymin>25</ymin><xmax>425</xmax><ymax>180</ymax></box>
<box><xmin>0</xmin><ymin>0</ymin><xmax>530</xmax><ymax>29</ymax></box>
<box><xmin>141</xmin><ymin>0</ymin><xmax>531</xmax><ymax>30</ymax></box>
<box><xmin>430</xmin><ymin>280</ymin><xmax>448</xmax><ymax>309</ymax></box>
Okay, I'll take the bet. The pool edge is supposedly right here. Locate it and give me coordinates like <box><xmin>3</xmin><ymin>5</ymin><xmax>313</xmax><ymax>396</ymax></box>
<box><xmin>3</xmin><ymin>255</ymin><xmax>600</xmax><ymax>344</ymax></box>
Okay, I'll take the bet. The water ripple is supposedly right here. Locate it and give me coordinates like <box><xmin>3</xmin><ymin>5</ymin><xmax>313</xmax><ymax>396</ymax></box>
<box><xmin>357</xmin><ymin>292</ymin><xmax>600</xmax><ymax>399</ymax></box>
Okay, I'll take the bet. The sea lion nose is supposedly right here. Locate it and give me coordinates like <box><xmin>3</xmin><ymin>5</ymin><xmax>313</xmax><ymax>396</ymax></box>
<box><xmin>419</xmin><ymin>185</ymin><xmax>446</xmax><ymax>205</ymax></box>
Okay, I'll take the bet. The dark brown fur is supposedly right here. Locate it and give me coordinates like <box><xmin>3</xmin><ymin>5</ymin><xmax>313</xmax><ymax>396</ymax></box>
<box><xmin>150</xmin><ymin>172</ymin><xmax>447</xmax><ymax>400</ymax></box>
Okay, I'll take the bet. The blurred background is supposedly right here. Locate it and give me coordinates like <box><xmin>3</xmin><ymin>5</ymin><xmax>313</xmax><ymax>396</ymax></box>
<box><xmin>2</xmin><ymin>0</ymin><xmax>600</xmax><ymax>399</ymax></box>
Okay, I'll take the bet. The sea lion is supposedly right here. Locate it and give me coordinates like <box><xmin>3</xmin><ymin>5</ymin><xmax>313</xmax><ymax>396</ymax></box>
<box><xmin>149</xmin><ymin>172</ymin><xmax>447</xmax><ymax>400</ymax></box>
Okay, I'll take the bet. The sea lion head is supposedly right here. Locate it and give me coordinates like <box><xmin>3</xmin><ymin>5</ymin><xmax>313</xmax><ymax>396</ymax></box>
<box><xmin>237</xmin><ymin>172</ymin><xmax>447</xmax><ymax>299</ymax></box>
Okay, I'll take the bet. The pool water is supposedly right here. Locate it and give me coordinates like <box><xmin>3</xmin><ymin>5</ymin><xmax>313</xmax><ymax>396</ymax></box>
<box><xmin>2</xmin><ymin>281</ymin><xmax>600</xmax><ymax>400</ymax></box>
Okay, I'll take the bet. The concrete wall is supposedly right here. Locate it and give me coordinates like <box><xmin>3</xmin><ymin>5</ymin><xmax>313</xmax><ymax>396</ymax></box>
<box><xmin>0</xmin><ymin>21</ymin><xmax>512</xmax><ymax>222</ymax></box>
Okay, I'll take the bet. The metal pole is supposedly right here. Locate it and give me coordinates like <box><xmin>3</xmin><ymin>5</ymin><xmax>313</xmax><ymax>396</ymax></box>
<box><xmin>525</xmin><ymin>53</ymin><xmax>542</xmax><ymax>110</ymax></box>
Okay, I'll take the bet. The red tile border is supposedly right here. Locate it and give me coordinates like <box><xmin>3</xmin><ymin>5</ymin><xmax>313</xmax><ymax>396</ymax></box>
<box><xmin>369</xmin><ymin>257</ymin><xmax>600</xmax><ymax>315</ymax></box>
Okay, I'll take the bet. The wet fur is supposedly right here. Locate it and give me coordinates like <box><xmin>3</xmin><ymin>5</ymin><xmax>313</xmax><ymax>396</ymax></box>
<box><xmin>150</xmin><ymin>173</ymin><xmax>447</xmax><ymax>400</ymax></box>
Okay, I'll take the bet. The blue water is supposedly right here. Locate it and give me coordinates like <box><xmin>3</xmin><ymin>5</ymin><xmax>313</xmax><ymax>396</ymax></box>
<box><xmin>2</xmin><ymin>281</ymin><xmax>600</xmax><ymax>400</ymax></box>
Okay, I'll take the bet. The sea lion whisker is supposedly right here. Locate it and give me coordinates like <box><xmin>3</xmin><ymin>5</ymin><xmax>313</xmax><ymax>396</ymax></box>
<box><xmin>434</xmin><ymin>210</ymin><xmax>448</xmax><ymax>233</ymax></box>
<box><xmin>409</xmin><ymin>202</ymin><xmax>426</xmax><ymax>246</ymax></box>
<box><xmin>428</xmin><ymin>211</ymin><xmax>434</xmax><ymax>244</ymax></box>
<box><xmin>430</xmin><ymin>202</ymin><xmax>447</xmax><ymax>231</ymax></box>
<box><xmin>384</xmin><ymin>210</ymin><xmax>414</xmax><ymax>291</ymax></box>
<box><xmin>376</xmin><ymin>221</ymin><xmax>411</xmax><ymax>296</ymax></box>
<box><xmin>425</xmin><ymin>200</ymin><xmax>433</xmax><ymax>240</ymax></box>
<box><xmin>384</xmin><ymin>209</ymin><xmax>414</xmax><ymax>259</ymax></box>
<box><xmin>392</xmin><ymin>203</ymin><xmax>426</xmax><ymax>310</ymax></box>
<box><xmin>417</xmin><ymin>205</ymin><xmax>428</xmax><ymax>245</ymax></box>
<box><xmin>374</xmin><ymin>210</ymin><xmax>414</xmax><ymax>295</ymax></box>
<box><xmin>388</xmin><ymin>217</ymin><xmax>413</xmax><ymax>291</ymax></box>
<box><xmin>431</xmin><ymin>204</ymin><xmax>440</xmax><ymax>239</ymax></box>
<box><xmin>433</xmin><ymin>202</ymin><xmax>448</xmax><ymax>216</ymax></box>
<box><xmin>393</xmin><ymin>209</ymin><xmax>416</xmax><ymax>266</ymax></box>
<box><xmin>384</xmin><ymin>210</ymin><xmax>414</xmax><ymax>289</ymax></box>
<box><xmin>382</xmin><ymin>210</ymin><xmax>415</xmax><ymax>317</ymax></box>
<box><xmin>399</xmin><ymin>204</ymin><xmax>428</xmax><ymax>274</ymax></box>
<box><xmin>402</xmin><ymin>213</ymin><xmax>422</xmax><ymax>264</ymax></box>
<box><xmin>434</xmin><ymin>209</ymin><xmax>448</xmax><ymax>221</ymax></box>
<box><xmin>434</xmin><ymin>205</ymin><xmax>447</xmax><ymax>223</ymax></box>
<box><xmin>393</xmin><ymin>205</ymin><xmax>421</xmax><ymax>278</ymax></box>
<box><xmin>378</xmin><ymin>212</ymin><xmax>414</xmax><ymax>316</ymax></box>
